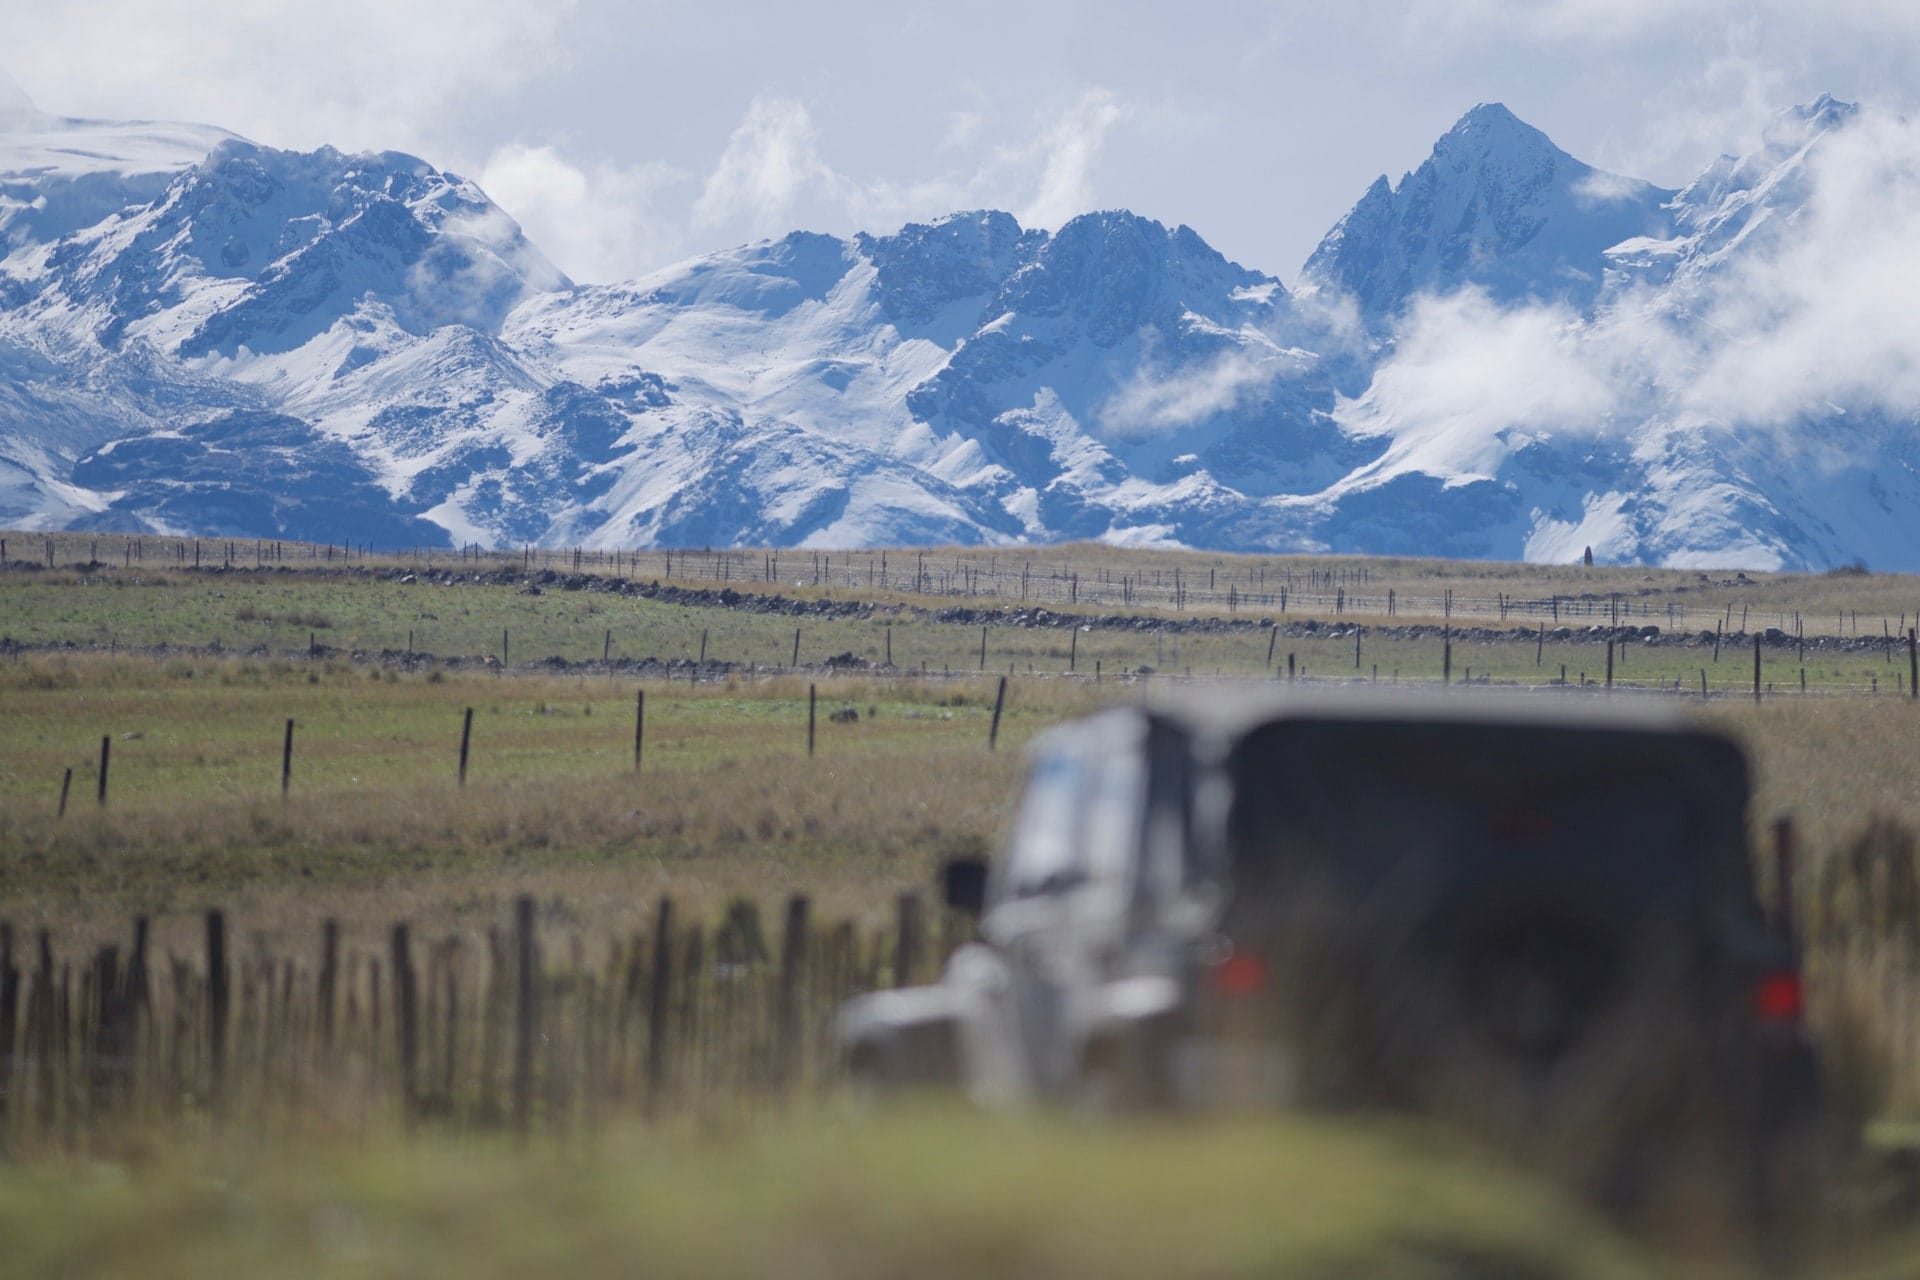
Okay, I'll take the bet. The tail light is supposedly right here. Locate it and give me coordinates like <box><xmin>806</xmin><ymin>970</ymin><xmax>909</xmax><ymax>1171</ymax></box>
<box><xmin>1752</xmin><ymin>971</ymin><xmax>1803</xmax><ymax>1026</ymax></box>
<box><xmin>1210</xmin><ymin>948</ymin><xmax>1268</xmax><ymax>998</ymax></box>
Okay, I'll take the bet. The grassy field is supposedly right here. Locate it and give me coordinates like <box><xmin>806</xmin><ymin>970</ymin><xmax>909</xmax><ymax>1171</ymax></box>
<box><xmin>0</xmin><ymin>1111</ymin><xmax>1686</xmax><ymax>1280</ymax></box>
<box><xmin>6</xmin><ymin>656</ymin><xmax>1920</xmax><ymax>934</ymax></box>
<box><xmin>11</xmin><ymin>535</ymin><xmax>1920</xmax><ymax>1275</ymax></box>
<box><xmin>4</xmin><ymin>556</ymin><xmax>1918</xmax><ymax>696</ymax></box>
<box><xmin>14</xmin><ymin>530</ymin><xmax>1920</xmax><ymax>632</ymax></box>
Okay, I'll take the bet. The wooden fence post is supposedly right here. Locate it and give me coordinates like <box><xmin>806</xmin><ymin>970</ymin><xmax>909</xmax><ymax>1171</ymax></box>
<box><xmin>988</xmin><ymin>676</ymin><xmax>1007</xmax><ymax>751</ymax></box>
<box><xmin>206</xmin><ymin>910</ymin><xmax>228</xmax><ymax>1114</ymax></box>
<box><xmin>281</xmin><ymin>718</ymin><xmax>294</xmax><ymax>797</ymax></box>
<box><xmin>0</xmin><ymin>923</ymin><xmax>16</xmax><ymax>1115</ymax></box>
<box><xmin>513</xmin><ymin>895</ymin><xmax>535</xmax><ymax>1137</ymax></box>
<box><xmin>97</xmin><ymin>736</ymin><xmax>110</xmax><ymax>806</ymax></box>
<box><xmin>979</xmin><ymin>625</ymin><xmax>987</xmax><ymax>671</ymax></box>
<box><xmin>1909</xmin><ymin>628</ymin><xmax>1917</xmax><ymax>700</ymax></box>
<box><xmin>774</xmin><ymin>895</ymin><xmax>810</xmax><ymax>1092</ymax></box>
<box><xmin>459</xmin><ymin>707</ymin><xmax>473</xmax><ymax>785</ymax></box>
<box><xmin>634</xmin><ymin>689</ymin><xmax>644</xmax><ymax>772</ymax></box>
<box><xmin>57</xmin><ymin>767</ymin><xmax>71</xmax><ymax>819</ymax></box>
<box><xmin>792</xmin><ymin>627</ymin><xmax>801</xmax><ymax>669</ymax></box>
<box><xmin>29</xmin><ymin>931</ymin><xmax>52</xmax><ymax>1135</ymax></box>
<box><xmin>1754</xmin><ymin>633</ymin><xmax>1763</xmax><ymax>704</ymax></box>
<box><xmin>318</xmin><ymin>920</ymin><xmax>339</xmax><ymax>1066</ymax></box>
<box><xmin>645</xmin><ymin>897</ymin><xmax>674</xmax><ymax>1115</ymax></box>
<box><xmin>893</xmin><ymin>893</ymin><xmax>923</xmax><ymax>989</ymax></box>
<box><xmin>392</xmin><ymin>923</ymin><xmax>418</xmax><ymax>1121</ymax></box>
<box><xmin>807</xmin><ymin>685</ymin><xmax>817</xmax><ymax>757</ymax></box>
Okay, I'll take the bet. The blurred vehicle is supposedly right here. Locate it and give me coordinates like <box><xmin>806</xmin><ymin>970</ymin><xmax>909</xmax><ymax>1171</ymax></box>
<box><xmin>838</xmin><ymin>688</ymin><xmax>1838</xmax><ymax>1224</ymax></box>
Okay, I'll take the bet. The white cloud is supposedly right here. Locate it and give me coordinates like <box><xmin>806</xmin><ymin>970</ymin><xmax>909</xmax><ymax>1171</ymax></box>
<box><xmin>685</xmin><ymin>88</ymin><xmax>1131</xmax><ymax>254</ymax></box>
<box><xmin>1410</xmin><ymin>0</ymin><xmax>1920</xmax><ymax>46</ymax></box>
<box><xmin>1679</xmin><ymin>108</ymin><xmax>1920</xmax><ymax>421</ymax></box>
<box><xmin>939</xmin><ymin>110</ymin><xmax>983</xmax><ymax>152</ymax></box>
<box><xmin>1018</xmin><ymin>90</ymin><xmax>1128</xmax><ymax>231</ymax></box>
<box><xmin>1102</xmin><ymin>349</ymin><xmax>1283</xmax><ymax>438</ymax></box>
<box><xmin>480</xmin><ymin>143</ymin><xmax>685</xmax><ymax>284</ymax></box>
<box><xmin>1345</xmin><ymin>105</ymin><xmax>1920</xmax><ymax>463</ymax></box>
<box><xmin>5</xmin><ymin>0</ymin><xmax>573</xmax><ymax>159</ymax></box>
<box><xmin>692</xmin><ymin>95</ymin><xmax>838</xmax><ymax>231</ymax></box>
<box><xmin>1341</xmin><ymin>291</ymin><xmax>1619</xmax><ymax>456</ymax></box>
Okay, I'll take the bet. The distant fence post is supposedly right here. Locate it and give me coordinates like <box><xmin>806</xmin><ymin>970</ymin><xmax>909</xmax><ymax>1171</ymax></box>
<box><xmin>281</xmin><ymin>718</ymin><xmax>294</xmax><ymax>797</ymax></box>
<box><xmin>1909</xmin><ymin>628</ymin><xmax>1917</xmax><ymax>700</ymax></box>
<box><xmin>792</xmin><ymin>627</ymin><xmax>801</xmax><ymax>668</ymax></box>
<box><xmin>97</xmin><ymin>735</ymin><xmax>110</xmax><ymax>806</ymax></box>
<box><xmin>807</xmin><ymin>684</ymin><xmax>817</xmax><ymax>758</ymax></box>
<box><xmin>1754</xmin><ymin>633</ymin><xmax>1763</xmax><ymax>704</ymax></box>
<box><xmin>634</xmin><ymin>689</ymin><xmax>644</xmax><ymax>772</ymax></box>
<box><xmin>57</xmin><ymin>767</ymin><xmax>71</xmax><ymax>819</ymax></box>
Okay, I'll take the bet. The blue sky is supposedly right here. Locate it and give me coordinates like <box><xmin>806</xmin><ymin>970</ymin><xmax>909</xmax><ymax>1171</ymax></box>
<box><xmin>7</xmin><ymin>0</ymin><xmax>1917</xmax><ymax>282</ymax></box>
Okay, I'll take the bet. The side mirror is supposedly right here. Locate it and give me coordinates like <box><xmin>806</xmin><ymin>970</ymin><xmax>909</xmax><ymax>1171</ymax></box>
<box><xmin>941</xmin><ymin>856</ymin><xmax>990</xmax><ymax>918</ymax></box>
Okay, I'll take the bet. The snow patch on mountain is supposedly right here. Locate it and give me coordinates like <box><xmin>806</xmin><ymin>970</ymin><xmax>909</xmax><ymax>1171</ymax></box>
<box><xmin>2</xmin><ymin>93</ymin><xmax>1916</xmax><ymax>570</ymax></box>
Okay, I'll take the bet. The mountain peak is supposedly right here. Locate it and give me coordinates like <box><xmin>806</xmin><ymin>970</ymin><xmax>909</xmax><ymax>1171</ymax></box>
<box><xmin>1761</xmin><ymin>93</ymin><xmax>1859</xmax><ymax>154</ymax></box>
<box><xmin>1434</xmin><ymin>102</ymin><xmax>1557</xmax><ymax>156</ymax></box>
<box><xmin>1303</xmin><ymin>102</ymin><xmax>1672</xmax><ymax>317</ymax></box>
<box><xmin>0</xmin><ymin>68</ymin><xmax>37</xmax><ymax>118</ymax></box>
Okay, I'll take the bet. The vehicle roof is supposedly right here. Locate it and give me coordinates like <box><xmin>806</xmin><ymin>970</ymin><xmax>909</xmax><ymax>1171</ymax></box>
<box><xmin>1136</xmin><ymin>682</ymin><xmax>1706</xmax><ymax>745</ymax></box>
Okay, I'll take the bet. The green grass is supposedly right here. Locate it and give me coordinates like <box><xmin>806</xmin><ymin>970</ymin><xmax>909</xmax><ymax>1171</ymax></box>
<box><xmin>0</xmin><ymin>658</ymin><xmax>1066</xmax><ymax>937</ymax></box>
<box><xmin>0</xmin><ymin>1110</ymin><xmax>1678</xmax><ymax>1279</ymax></box>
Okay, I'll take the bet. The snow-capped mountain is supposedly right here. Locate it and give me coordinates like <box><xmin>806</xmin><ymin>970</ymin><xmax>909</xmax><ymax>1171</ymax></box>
<box><xmin>1299</xmin><ymin>103</ymin><xmax>1676</xmax><ymax>317</ymax></box>
<box><xmin>1</xmin><ymin>85</ymin><xmax>1913</xmax><ymax>569</ymax></box>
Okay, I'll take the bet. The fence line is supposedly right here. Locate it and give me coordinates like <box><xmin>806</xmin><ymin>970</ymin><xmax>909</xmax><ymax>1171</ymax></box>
<box><xmin>0</xmin><ymin>893</ymin><xmax>952</xmax><ymax>1151</ymax></box>
<box><xmin>9</xmin><ymin>532</ymin><xmax>1907</xmax><ymax>638</ymax></box>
